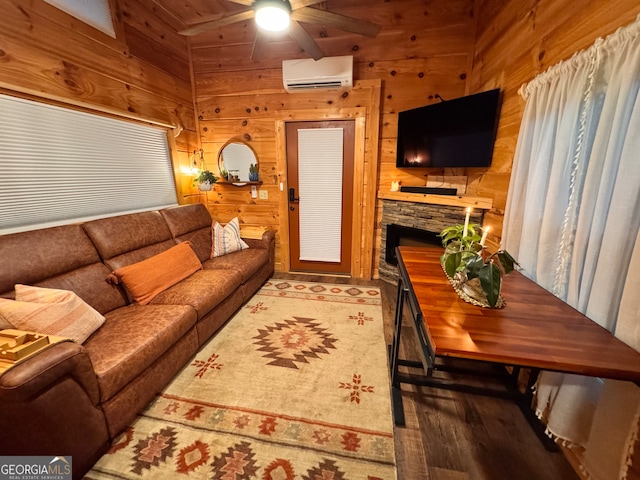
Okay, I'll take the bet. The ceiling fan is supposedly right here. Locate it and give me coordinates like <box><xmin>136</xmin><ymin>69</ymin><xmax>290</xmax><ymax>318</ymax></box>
<box><xmin>178</xmin><ymin>0</ymin><xmax>382</xmax><ymax>61</ymax></box>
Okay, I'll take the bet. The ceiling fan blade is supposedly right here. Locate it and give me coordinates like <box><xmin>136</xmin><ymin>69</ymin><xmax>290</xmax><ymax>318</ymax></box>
<box><xmin>179</xmin><ymin>9</ymin><xmax>254</xmax><ymax>36</ymax></box>
<box><xmin>290</xmin><ymin>0</ymin><xmax>326</xmax><ymax>8</ymax></box>
<box><xmin>225</xmin><ymin>0</ymin><xmax>254</xmax><ymax>6</ymax></box>
<box><xmin>227</xmin><ymin>0</ymin><xmax>324</xmax><ymax>7</ymax></box>
<box><xmin>251</xmin><ymin>30</ymin><xmax>268</xmax><ymax>61</ymax></box>
<box><xmin>291</xmin><ymin>7</ymin><xmax>381</xmax><ymax>37</ymax></box>
<box><xmin>288</xmin><ymin>20</ymin><xmax>325</xmax><ymax>60</ymax></box>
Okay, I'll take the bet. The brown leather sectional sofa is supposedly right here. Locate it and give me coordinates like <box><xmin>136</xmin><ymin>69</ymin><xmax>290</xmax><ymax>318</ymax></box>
<box><xmin>0</xmin><ymin>203</ymin><xmax>275</xmax><ymax>478</ymax></box>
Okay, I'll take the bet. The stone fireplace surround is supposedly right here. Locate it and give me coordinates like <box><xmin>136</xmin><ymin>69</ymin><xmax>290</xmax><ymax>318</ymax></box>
<box><xmin>379</xmin><ymin>196</ymin><xmax>484</xmax><ymax>284</ymax></box>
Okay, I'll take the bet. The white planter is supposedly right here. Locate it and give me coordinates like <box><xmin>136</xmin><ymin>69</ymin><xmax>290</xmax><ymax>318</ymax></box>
<box><xmin>198</xmin><ymin>181</ymin><xmax>212</xmax><ymax>191</ymax></box>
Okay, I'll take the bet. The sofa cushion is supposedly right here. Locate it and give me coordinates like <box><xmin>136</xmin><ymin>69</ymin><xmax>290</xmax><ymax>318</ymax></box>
<box><xmin>83</xmin><ymin>211</ymin><xmax>173</xmax><ymax>261</ymax></box>
<box><xmin>0</xmin><ymin>224</ymin><xmax>127</xmax><ymax>315</ymax></box>
<box><xmin>0</xmin><ymin>285</ymin><xmax>105</xmax><ymax>343</ymax></box>
<box><xmin>150</xmin><ymin>269</ymin><xmax>243</xmax><ymax>319</ymax></box>
<box><xmin>212</xmin><ymin>217</ymin><xmax>249</xmax><ymax>257</ymax></box>
<box><xmin>83</xmin><ymin>304</ymin><xmax>197</xmax><ymax>402</ymax></box>
<box><xmin>83</xmin><ymin>211</ymin><xmax>177</xmax><ymax>273</ymax></box>
<box><xmin>161</xmin><ymin>204</ymin><xmax>213</xmax><ymax>263</ymax></box>
<box><xmin>31</xmin><ymin>263</ymin><xmax>128</xmax><ymax>315</ymax></box>
<box><xmin>110</xmin><ymin>243</ymin><xmax>203</xmax><ymax>306</ymax></box>
<box><xmin>0</xmin><ymin>225</ymin><xmax>101</xmax><ymax>295</ymax></box>
<box><xmin>203</xmin><ymin>248</ymin><xmax>269</xmax><ymax>283</ymax></box>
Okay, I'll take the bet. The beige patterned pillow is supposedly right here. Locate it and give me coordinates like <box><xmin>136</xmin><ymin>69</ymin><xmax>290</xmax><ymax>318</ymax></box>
<box><xmin>211</xmin><ymin>217</ymin><xmax>249</xmax><ymax>257</ymax></box>
<box><xmin>0</xmin><ymin>285</ymin><xmax>105</xmax><ymax>343</ymax></box>
<box><xmin>0</xmin><ymin>315</ymin><xmax>11</xmax><ymax>330</ymax></box>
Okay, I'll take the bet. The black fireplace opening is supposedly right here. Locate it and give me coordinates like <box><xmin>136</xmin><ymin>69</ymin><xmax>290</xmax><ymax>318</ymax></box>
<box><xmin>385</xmin><ymin>224</ymin><xmax>441</xmax><ymax>266</ymax></box>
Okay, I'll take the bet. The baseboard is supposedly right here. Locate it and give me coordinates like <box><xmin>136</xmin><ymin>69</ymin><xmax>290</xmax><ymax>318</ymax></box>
<box><xmin>284</xmin><ymin>271</ymin><xmax>352</xmax><ymax>278</ymax></box>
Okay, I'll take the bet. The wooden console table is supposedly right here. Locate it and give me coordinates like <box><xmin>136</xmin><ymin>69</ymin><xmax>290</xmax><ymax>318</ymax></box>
<box><xmin>390</xmin><ymin>246</ymin><xmax>640</xmax><ymax>445</ymax></box>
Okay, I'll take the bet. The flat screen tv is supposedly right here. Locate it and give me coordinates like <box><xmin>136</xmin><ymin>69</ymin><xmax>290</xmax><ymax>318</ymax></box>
<box><xmin>396</xmin><ymin>89</ymin><xmax>501</xmax><ymax>168</ymax></box>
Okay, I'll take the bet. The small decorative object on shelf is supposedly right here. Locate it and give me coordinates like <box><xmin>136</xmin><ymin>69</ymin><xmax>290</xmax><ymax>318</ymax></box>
<box><xmin>249</xmin><ymin>164</ymin><xmax>259</xmax><ymax>182</ymax></box>
<box><xmin>228</xmin><ymin>169</ymin><xmax>240</xmax><ymax>183</ymax></box>
<box><xmin>439</xmin><ymin>208</ymin><xmax>518</xmax><ymax>308</ymax></box>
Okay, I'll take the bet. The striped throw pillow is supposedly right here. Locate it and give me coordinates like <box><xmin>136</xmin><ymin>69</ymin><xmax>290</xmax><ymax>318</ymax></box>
<box><xmin>211</xmin><ymin>217</ymin><xmax>249</xmax><ymax>257</ymax></box>
<box><xmin>0</xmin><ymin>285</ymin><xmax>105</xmax><ymax>343</ymax></box>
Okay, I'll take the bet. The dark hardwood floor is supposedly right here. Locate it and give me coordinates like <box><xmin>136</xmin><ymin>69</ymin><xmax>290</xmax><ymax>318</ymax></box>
<box><xmin>272</xmin><ymin>272</ymin><xmax>579</xmax><ymax>480</ymax></box>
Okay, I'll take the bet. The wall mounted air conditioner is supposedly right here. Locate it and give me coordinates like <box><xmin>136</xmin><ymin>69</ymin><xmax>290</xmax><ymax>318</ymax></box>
<box><xmin>282</xmin><ymin>55</ymin><xmax>353</xmax><ymax>92</ymax></box>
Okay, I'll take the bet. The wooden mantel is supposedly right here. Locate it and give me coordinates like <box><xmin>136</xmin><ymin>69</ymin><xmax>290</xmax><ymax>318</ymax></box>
<box><xmin>378</xmin><ymin>192</ymin><xmax>493</xmax><ymax>210</ymax></box>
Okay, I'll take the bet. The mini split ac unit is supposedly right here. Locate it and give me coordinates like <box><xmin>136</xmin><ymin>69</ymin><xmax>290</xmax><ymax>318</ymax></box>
<box><xmin>282</xmin><ymin>55</ymin><xmax>353</xmax><ymax>92</ymax></box>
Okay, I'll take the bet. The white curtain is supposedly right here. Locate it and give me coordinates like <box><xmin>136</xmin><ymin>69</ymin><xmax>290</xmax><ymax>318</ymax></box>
<box><xmin>503</xmin><ymin>14</ymin><xmax>640</xmax><ymax>480</ymax></box>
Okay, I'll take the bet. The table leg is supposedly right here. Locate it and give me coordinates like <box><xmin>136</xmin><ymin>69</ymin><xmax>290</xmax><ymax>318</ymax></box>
<box><xmin>516</xmin><ymin>368</ymin><xmax>558</xmax><ymax>451</ymax></box>
<box><xmin>389</xmin><ymin>277</ymin><xmax>406</xmax><ymax>426</ymax></box>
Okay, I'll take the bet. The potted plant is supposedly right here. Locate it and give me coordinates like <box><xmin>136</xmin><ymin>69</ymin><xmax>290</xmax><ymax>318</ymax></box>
<box><xmin>193</xmin><ymin>169</ymin><xmax>219</xmax><ymax>191</ymax></box>
<box><xmin>439</xmin><ymin>222</ymin><xmax>518</xmax><ymax>308</ymax></box>
<box><xmin>249</xmin><ymin>164</ymin><xmax>259</xmax><ymax>182</ymax></box>
<box><xmin>219</xmin><ymin>168</ymin><xmax>228</xmax><ymax>181</ymax></box>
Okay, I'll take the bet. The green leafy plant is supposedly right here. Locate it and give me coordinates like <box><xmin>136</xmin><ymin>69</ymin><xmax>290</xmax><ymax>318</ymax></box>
<box><xmin>439</xmin><ymin>224</ymin><xmax>518</xmax><ymax>308</ymax></box>
<box><xmin>219</xmin><ymin>168</ymin><xmax>228</xmax><ymax>181</ymax></box>
<box><xmin>193</xmin><ymin>169</ymin><xmax>219</xmax><ymax>187</ymax></box>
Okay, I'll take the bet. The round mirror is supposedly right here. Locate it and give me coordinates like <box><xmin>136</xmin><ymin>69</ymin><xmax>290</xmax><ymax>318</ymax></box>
<box><xmin>218</xmin><ymin>139</ymin><xmax>259</xmax><ymax>184</ymax></box>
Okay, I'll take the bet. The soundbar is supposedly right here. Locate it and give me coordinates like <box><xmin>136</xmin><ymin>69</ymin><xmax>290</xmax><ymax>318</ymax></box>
<box><xmin>399</xmin><ymin>186</ymin><xmax>458</xmax><ymax>195</ymax></box>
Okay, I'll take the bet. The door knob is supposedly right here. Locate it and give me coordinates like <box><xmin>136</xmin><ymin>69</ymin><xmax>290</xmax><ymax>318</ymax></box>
<box><xmin>289</xmin><ymin>187</ymin><xmax>300</xmax><ymax>203</ymax></box>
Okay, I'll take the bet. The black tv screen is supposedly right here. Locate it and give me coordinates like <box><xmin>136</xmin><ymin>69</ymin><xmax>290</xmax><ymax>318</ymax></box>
<box><xmin>396</xmin><ymin>89</ymin><xmax>501</xmax><ymax>168</ymax></box>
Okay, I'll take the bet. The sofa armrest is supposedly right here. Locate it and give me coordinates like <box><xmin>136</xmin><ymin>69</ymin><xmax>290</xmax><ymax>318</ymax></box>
<box><xmin>0</xmin><ymin>342</ymin><xmax>100</xmax><ymax>404</ymax></box>
<box><xmin>243</xmin><ymin>230</ymin><xmax>276</xmax><ymax>251</ymax></box>
<box><xmin>0</xmin><ymin>342</ymin><xmax>109</xmax><ymax>476</ymax></box>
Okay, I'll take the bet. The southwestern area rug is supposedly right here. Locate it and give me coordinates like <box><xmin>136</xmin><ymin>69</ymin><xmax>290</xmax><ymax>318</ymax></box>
<box><xmin>86</xmin><ymin>279</ymin><xmax>397</xmax><ymax>480</ymax></box>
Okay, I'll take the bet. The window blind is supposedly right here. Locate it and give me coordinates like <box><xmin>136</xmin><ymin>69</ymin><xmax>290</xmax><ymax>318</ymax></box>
<box><xmin>297</xmin><ymin>128</ymin><xmax>344</xmax><ymax>263</ymax></box>
<box><xmin>0</xmin><ymin>94</ymin><xmax>178</xmax><ymax>235</ymax></box>
<box><xmin>43</xmin><ymin>0</ymin><xmax>116</xmax><ymax>37</ymax></box>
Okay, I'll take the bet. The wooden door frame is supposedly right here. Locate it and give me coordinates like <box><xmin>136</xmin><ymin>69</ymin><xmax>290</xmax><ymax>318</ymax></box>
<box><xmin>286</xmin><ymin>120</ymin><xmax>355</xmax><ymax>274</ymax></box>
<box><xmin>274</xmin><ymin>81</ymin><xmax>381</xmax><ymax>279</ymax></box>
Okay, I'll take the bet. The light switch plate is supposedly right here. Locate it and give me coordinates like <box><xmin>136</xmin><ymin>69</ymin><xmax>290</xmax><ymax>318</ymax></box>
<box><xmin>251</xmin><ymin>185</ymin><xmax>257</xmax><ymax>198</ymax></box>
<box><xmin>259</xmin><ymin>189</ymin><xmax>268</xmax><ymax>200</ymax></box>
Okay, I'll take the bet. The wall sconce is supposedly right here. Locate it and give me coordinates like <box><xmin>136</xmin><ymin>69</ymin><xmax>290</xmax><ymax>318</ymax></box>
<box><xmin>190</xmin><ymin>149</ymin><xmax>205</xmax><ymax>174</ymax></box>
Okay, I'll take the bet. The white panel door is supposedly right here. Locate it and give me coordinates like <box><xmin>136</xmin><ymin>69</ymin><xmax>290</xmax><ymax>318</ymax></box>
<box><xmin>297</xmin><ymin>128</ymin><xmax>344</xmax><ymax>262</ymax></box>
<box><xmin>286</xmin><ymin>121</ymin><xmax>355</xmax><ymax>274</ymax></box>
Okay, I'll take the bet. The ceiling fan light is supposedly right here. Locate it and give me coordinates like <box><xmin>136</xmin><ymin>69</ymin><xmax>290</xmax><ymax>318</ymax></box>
<box><xmin>255</xmin><ymin>1</ymin><xmax>291</xmax><ymax>32</ymax></box>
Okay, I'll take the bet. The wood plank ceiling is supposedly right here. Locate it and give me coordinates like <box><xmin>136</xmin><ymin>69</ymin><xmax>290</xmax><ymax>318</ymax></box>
<box><xmin>148</xmin><ymin>0</ymin><xmax>380</xmax><ymax>62</ymax></box>
<box><xmin>151</xmin><ymin>0</ymin><xmax>244</xmax><ymax>27</ymax></box>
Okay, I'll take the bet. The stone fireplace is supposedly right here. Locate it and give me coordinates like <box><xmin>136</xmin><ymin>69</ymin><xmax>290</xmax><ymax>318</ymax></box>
<box><xmin>379</xmin><ymin>196</ymin><xmax>485</xmax><ymax>284</ymax></box>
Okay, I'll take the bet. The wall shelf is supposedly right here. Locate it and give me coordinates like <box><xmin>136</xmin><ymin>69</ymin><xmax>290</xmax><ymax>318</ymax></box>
<box><xmin>378</xmin><ymin>191</ymin><xmax>493</xmax><ymax>210</ymax></box>
<box><xmin>216</xmin><ymin>181</ymin><xmax>263</xmax><ymax>187</ymax></box>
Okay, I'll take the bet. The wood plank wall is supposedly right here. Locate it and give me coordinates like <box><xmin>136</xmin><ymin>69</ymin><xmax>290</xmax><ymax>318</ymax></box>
<box><xmin>468</xmin><ymin>0</ymin><xmax>640</xmax><ymax>248</ymax></box>
<box><xmin>0</xmin><ymin>0</ymin><xmax>196</xmax><ymax>196</ymax></box>
<box><xmin>189</xmin><ymin>0</ymin><xmax>477</xmax><ymax>276</ymax></box>
<box><xmin>469</xmin><ymin>2</ymin><xmax>640</xmax><ymax>477</ymax></box>
<box><xmin>4</xmin><ymin>0</ymin><xmax>639</xmax><ymax>280</ymax></box>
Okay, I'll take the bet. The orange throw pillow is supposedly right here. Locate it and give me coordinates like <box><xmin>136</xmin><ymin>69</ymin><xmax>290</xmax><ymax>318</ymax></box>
<box><xmin>111</xmin><ymin>242</ymin><xmax>202</xmax><ymax>305</ymax></box>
